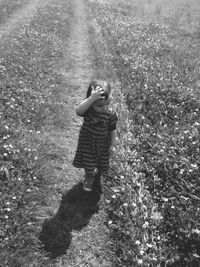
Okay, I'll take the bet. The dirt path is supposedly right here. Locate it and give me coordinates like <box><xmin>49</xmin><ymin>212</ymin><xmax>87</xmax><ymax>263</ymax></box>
<box><xmin>38</xmin><ymin>0</ymin><xmax>112</xmax><ymax>265</ymax></box>
<box><xmin>59</xmin><ymin>0</ymin><xmax>94</xmax><ymax>190</ymax></box>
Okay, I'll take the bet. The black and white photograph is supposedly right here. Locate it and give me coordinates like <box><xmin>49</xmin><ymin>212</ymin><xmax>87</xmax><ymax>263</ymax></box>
<box><xmin>0</xmin><ymin>0</ymin><xmax>200</xmax><ymax>266</ymax></box>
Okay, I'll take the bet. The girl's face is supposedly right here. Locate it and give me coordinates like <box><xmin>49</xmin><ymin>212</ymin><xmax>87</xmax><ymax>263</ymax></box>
<box><xmin>92</xmin><ymin>98</ymin><xmax>110</xmax><ymax>113</ymax></box>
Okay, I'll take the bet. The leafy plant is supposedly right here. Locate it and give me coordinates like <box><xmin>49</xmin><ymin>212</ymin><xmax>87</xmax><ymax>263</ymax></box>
<box><xmin>88</xmin><ymin>0</ymin><xmax>200</xmax><ymax>266</ymax></box>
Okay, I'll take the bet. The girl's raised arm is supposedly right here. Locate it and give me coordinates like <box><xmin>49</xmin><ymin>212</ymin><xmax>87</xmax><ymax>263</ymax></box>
<box><xmin>76</xmin><ymin>97</ymin><xmax>95</xmax><ymax>116</ymax></box>
<box><xmin>76</xmin><ymin>86</ymin><xmax>105</xmax><ymax>116</ymax></box>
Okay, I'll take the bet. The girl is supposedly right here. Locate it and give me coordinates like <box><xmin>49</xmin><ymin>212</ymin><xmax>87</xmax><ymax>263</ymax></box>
<box><xmin>73</xmin><ymin>80</ymin><xmax>118</xmax><ymax>192</ymax></box>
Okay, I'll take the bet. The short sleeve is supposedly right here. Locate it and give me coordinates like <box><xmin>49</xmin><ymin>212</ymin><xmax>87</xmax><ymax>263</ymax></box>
<box><xmin>76</xmin><ymin>107</ymin><xmax>91</xmax><ymax>117</ymax></box>
<box><xmin>108</xmin><ymin>110</ymin><xmax>118</xmax><ymax>131</ymax></box>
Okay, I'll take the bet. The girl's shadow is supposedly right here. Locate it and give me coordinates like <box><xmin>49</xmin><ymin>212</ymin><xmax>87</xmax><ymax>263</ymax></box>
<box><xmin>39</xmin><ymin>175</ymin><xmax>102</xmax><ymax>258</ymax></box>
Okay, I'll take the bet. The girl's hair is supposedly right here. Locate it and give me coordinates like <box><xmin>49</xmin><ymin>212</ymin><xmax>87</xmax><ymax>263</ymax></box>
<box><xmin>86</xmin><ymin>80</ymin><xmax>111</xmax><ymax>99</ymax></box>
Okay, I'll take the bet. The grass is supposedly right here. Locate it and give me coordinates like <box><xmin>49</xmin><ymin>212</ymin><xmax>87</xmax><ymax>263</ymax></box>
<box><xmin>1</xmin><ymin>0</ymin><xmax>114</xmax><ymax>266</ymax></box>
<box><xmin>0</xmin><ymin>0</ymin><xmax>31</xmax><ymax>24</ymax></box>
<box><xmin>87</xmin><ymin>0</ymin><xmax>200</xmax><ymax>266</ymax></box>
<box><xmin>0</xmin><ymin>0</ymin><xmax>73</xmax><ymax>265</ymax></box>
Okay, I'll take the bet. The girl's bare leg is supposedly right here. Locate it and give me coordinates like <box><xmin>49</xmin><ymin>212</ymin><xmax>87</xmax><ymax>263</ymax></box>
<box><xmin>83</xmin><ymin>169</ymin><xmax>95</xmax><ymax>191</ymax></box>
<box><xmin>93</xmin><ymin>168</ymin><xmax>103</xmax><ymax>194</ymax></box>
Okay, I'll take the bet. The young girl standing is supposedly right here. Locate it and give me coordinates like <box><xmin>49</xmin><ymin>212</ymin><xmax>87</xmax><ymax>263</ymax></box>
<box><xmin>73</xmin><ymin>80</ymin><xmax>118</xmax><ymax>192</ymax></box>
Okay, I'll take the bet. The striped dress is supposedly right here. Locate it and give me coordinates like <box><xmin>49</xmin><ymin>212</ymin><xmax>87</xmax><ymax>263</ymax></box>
<box><xmin>73</xmin><ymin>108</ymin><xmax>118</xmax><ymax>173</ymax></box>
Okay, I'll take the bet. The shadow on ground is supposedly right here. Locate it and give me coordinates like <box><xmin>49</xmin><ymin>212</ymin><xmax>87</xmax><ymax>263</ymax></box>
<box><xmin>39</xmin><ymin>175</ymin><xmax>102</xmax><ymax>258</ymax></box>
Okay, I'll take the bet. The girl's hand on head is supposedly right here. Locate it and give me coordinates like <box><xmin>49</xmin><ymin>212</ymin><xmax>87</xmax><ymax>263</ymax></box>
<box><xmin>90</xmin><ymin>86</ymin><xmax>105</xmax><ymax>102</ymax></box>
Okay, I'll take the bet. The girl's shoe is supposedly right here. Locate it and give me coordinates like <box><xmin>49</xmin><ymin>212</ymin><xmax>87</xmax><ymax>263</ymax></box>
<box><xmin>83</xmin><ymin>177</ymin><xmax>94</xmax><ymax>192</ymax></box>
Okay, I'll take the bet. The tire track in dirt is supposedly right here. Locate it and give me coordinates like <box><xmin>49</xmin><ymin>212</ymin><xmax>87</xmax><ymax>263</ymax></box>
<box><xmin>39</xmin><ymin>0</ymin><xmax>112</xmax><ymax>265</ymax></box>
<box><xmin>60</xmin><ymin>0</ymin><xmax>112</xmax><ymax>262</ymax></box>
<box><xmin>0</xmin><ymin>0</ymin><xmax>49</xmax><ymax>40</ymax></box>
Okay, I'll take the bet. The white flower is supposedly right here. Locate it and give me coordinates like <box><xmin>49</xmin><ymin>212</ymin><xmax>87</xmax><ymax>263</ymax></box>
<box><xmin>192</xmin><ymin>229</ymin><xmax>200</xmax><ymax>235</ymax></box>
<box><xmin>140</xmin><ymin>250</ymin><xmax>145</xmax><ymax>255</ymax></box>
<box><xmin>142</xmin><ymin>221</ymin><xmax>149</xmax><ymax>228</ymax></box>
<box><xmin>146</xmin><ymin>243</ymin><xmax>153</xmax><ymax>248</ymax></box>
<box><xmin>191</xmin><ymin>164</ymin><xmax>198</xmax><ymax>169</ymax></box>
<box><xmin>132</xmin><ymin>202</ymin><xmax>137</xmax><ymax>207</ymax></box>
<box><xmin>138</xmin><ymin>259</ymin><xmax>143</xmax><ymax>265</ymax></box>
<box><xmin>135</xmin><ymin>240</ymin><xmax>140</xmax><ymax>245</ymax></box>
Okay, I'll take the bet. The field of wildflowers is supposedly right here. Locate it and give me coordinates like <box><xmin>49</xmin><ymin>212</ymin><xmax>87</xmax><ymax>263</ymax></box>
<box><xmin>88</xmin><ymin>0</ymin><xmax>200</xmax><ymax>266</ymax></box>
<box><xmin>0</xmin><ymin>1</ymin><xmax>72</xmax><ymax>265</ymax></box>
<box><xmin>1</xmin><ymin>0</ymin><xmax>200</xmax><ymax>265</ymax></box>
<box><xmin>0</xmin><ymin>0</ymin><xmax>31</xmax><ymax>24</ymax></box>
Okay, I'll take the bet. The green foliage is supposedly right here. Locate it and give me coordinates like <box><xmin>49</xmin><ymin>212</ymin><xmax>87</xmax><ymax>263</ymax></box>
<box><xmin>88</xmin><ymin>0</ymin><xmax>200</xmax><ymax>266</ymax></box>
